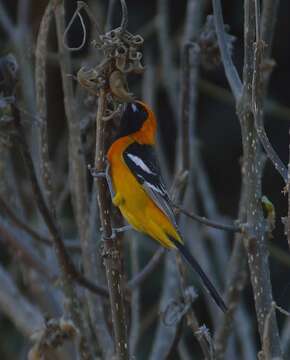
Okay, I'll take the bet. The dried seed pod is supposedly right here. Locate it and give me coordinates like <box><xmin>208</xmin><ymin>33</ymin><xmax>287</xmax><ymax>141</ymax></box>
<box><xmin>198</xmin><ymin>15</ymin><xmax>236</xmax><ymax>70</ymax></box>
<box><xmin>109</xmin><ymin>70</ymin><xmax>133</xmax><ymax>102</ymax></box>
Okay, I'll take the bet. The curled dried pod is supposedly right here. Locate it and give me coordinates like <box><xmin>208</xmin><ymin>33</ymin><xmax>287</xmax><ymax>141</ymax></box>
<box><xmin>108</xmin><ymin>29</ymin><xmax>117</xmax><ymax>40</ymax></box>
<box><xmin>129</xmin><ymin>48</ymin><xmax>142</xmax><ymax>61</ymax></box>
<box><xmin>115</xmin><ymin>45</ymin><xmax>128</xmax><ymax>57</ymax></box>
<box><xmin>131</xmin><ymin>59</ymin><xmax>145</xmax><ymax>74</ymax></box>
<box><xmin>109</xmin><ymin>70</ymin><xmax>134</xmax><ymax>102</ymax></box>
<box><xmin>131</xmin><ymin>34</ymin><xmax>144</xmax><ymax>46</ymax></box>
<box><xmin>115</xmin><ymin>56</ymin><xmax>127</xmax><ymax>72</ymax></box>
<box><xmin>77</xmin><ymin>66</ymin><xmax>103</xmax><ymax>94</ymax></box>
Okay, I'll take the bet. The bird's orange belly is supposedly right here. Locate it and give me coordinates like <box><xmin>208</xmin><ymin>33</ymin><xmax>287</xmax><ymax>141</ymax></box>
<box><xmin>110</xmin><ymin>159</ymin><xmax>181</xmax><ymax>248</ymax></box>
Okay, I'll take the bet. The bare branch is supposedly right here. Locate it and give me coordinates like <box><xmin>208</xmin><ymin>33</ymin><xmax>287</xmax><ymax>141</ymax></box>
<box><xmin>0</xmin><ymin>195</ymin><xmax>51</xmax><ymax>246</ymax></box>
<box><xmin>129</xmin><ymin>237</ymin><xmax>141</xmax><ymax>356</ymax></box>
<box><xmin>252</xmin><ymin>39</ymin><xmax>287</xmax><ymax>182</ymax></box>
<box><xmin>238</xmin><ymin>0</ymin><xmax>282</xmax><ymax>356</ymax></box>
<box><xmin>53</xmin><ymin>3</ymin><xmax>114</xmax><ymax>355</ymax></box>
<box><xmin>0</xmin><ymin>220</ymin><xmax>56</xmax><ymax>281</ymax></box>
<box><xmin>0</xmin><ymin>263</ymin><xmax>44</xmax><ymax>338</ymax></box>
<box><xmin>119</xmin><ymin>0</ymin><xmax>128</xmax><ymax>32</ymax></box>
<box><xmin>212</xmin><ymin>0</ymin><xmax>243</xmax><ymax>101</ymax></box>
<box><xmin>94</xmin><ymin>88</ymin><xmax>129</xmax><ymax>359</ymax></box>
<box><xmin>174</xmin><ymin>204</ymin><xmax>240</xmax><ymax>233</ymax></box>
<box><xmin>261</xmin><ymin>0</ymin><xmax>280</xmax><ymax>57</ymax></box>
<box><xmin>105</xmin><ymin>0</ymin><xmax>117</xmax><ymax>32</ymax></box>
<box><xmin>214</xmin><ymin>231</ymin><xmax>248</xmax><ymax>359</ymax></box>
<box><xmin>127</xmin><ymin>248</ymin><xmax>165</xmax><ymax>289</ymax></box>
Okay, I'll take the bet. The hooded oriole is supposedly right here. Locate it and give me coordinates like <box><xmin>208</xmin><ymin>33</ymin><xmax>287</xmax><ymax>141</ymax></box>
<box><xmin>107</xmin><ymin>100</ymin><xmax>227</xmax><ymax>312</ymax></box>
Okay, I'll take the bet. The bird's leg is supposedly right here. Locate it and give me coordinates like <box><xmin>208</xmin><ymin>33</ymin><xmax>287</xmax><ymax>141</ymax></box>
<box><xmin>114</xmin><ymin>224</ymin><xmax>132</xmax><ymax>233</ymax></box>
<box><xmin>100</xmin><ymin>224</ymin><xmax>132</xmax><ymax>240</ymax></box>
<box><xmin>90</xmin><ymin>162</ymin><xmax>132</xmax><ymax>237</ymax></box>
<box><xmin>88</xmin><ymin>162</ymin><xmax>115</xmax><ymax>199</ymax></box>
<box><xmin>105</xmin><ymin>162</ymin><xmax>116</xmax><ymax>199</ymax></box>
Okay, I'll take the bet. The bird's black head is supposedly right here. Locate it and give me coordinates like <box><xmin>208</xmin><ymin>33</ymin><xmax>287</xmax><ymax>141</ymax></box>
<box><xmin>115</xmin><ymin>102</ymin><xmax>148</xmax><ymax>139</ymax></box>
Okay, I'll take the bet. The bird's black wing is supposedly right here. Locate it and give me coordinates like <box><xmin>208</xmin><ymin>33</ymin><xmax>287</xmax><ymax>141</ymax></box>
<box><xmin>123</xmin><ymin>142</ymin><xmax>177</xmax><ymax>228</ymax></box>
<box><xmin>123</xmin><ymin>142</ymin><xmax>227</xmax><ymax>313</ymax></box>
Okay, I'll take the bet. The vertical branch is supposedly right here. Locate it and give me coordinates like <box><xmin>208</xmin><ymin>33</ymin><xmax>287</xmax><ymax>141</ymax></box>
<box><xmin>214</xmin><ymin>229</ymin><xmax>248</xmax><ymax>359</ymax></box>
<box><xmin>53</xmin><ymin>2</ymin><xmax>113</xmax><ymax>357</ymax></box>
<box><xmin>212</xmin><ymin>0</ymin><xmax>283</xmax><ymax>356</ymax></box>
<box><xmin>35</xmin><ymin>0</ymin><xmax>55</xmax><ymax>212</ymax></box>
<box><xmin>94</xmin><ymin>89</ymin><xmax>129</xmax><ymax>360</ymax></box>
<box><xmin>252</xmin><ymin>0</ymin><xmax>287</xmax><ymax>182</ymax></box>
<box><xmin>129</xmin><ymin>236</ymin><xmax>140</xmax><ymax>357</ymax></box>
<box><xmin>150</xmin><ymin>1</ymin><xmax>207</xmax><ymax>357</ymax></box>
<box><xmin>239</xmin><ymin>0</ymin><xmax>282</xmax><ymax>356</ymax></box>
<box><xmin>261</xmin><ymin>0</ymin><xmax>280</xmax><ymax>57</ymax></box>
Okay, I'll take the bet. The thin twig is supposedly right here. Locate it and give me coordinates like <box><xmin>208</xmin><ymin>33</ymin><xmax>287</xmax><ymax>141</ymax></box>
<box><xmin>127</xmin><ymin>248</ymin><xmax>165</xmax><ymax>289</ymax></box>
<box><xmin>212</xmin><ymin>0</ymin><xmax>243</xmax><ymax>101</ymax></box>
<box><xmin>0</xmin><ymin>195</ymin><xmax>51</xmax><ymax>246</ymax></box>
<box><xmin>174</xmin><ymin>204</ymin><xmax>240</xmax><ymax>233</ymax></box>
<box><xmin>261</xmin><ymin>0</ymin><xmax>280</xmax><ymax>58</ymax></box>
<box><xmin>251</xmin><ymin>0</ymin><xmax>287</xmax><ymax>182</ymax></box>
<box><xmin>0</xmin><ymin>262</ymin><xmax>44</xmax><ymax>338</ymax></box>
<box><xmin>105</xmin><ymin>0</ymin><xmax>117</xmax><ymax>31</ymax></box>
<box><xmin>0</xmin><ymin>220</ymin><xmax>57</xmax><ymax>281</ymax></box>
<box><xmin>12</xmin><ymin>105</ymin><xmax>109</xmax><ymax>297</ymax></box>
<box><xmin>252</xmin><ymin>39</ymin><xmax>287</xmax><ymax>182</ymax></box>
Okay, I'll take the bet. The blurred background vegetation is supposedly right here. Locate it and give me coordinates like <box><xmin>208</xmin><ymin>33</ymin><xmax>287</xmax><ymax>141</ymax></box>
<box><xmin>1</xmin><ymin>0</ymin><xmax>290</xmax><ymax>359</ymax></box>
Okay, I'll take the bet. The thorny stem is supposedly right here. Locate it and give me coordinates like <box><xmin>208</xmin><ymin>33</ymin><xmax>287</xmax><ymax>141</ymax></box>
<box><xmin>94</xmin><ymin>88</ymin><xmax>129</xmax><ymax>359</ymax></box>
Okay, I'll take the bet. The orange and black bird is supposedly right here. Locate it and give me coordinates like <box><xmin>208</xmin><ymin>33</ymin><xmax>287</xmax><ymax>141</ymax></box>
<box><xmin>107</xmin><ymin>100</ymin><xmax>227</xmax><ymax>312</ymax></box>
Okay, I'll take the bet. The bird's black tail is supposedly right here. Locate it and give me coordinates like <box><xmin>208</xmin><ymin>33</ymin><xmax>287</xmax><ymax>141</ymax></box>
<box><xmin>173</xmin><ymin>239</ymin><xmax>227</xmax><ymax>313</ymax></box>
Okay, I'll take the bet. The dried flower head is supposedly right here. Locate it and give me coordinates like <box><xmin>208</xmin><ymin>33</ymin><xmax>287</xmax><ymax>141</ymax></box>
<box><xmin>198</xmin><ymin>15</ymin><xmax>236</xmax><ymax>70</ymax></box>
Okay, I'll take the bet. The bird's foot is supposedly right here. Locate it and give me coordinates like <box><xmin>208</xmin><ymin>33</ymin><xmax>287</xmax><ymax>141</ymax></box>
<box><xmin>101</xmin><ymin>225</ymin><xmax>132</xmax><ymax>240</ymax></box>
